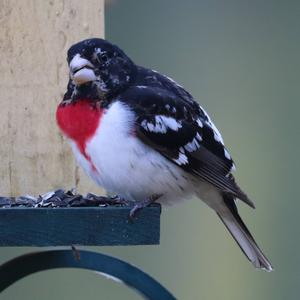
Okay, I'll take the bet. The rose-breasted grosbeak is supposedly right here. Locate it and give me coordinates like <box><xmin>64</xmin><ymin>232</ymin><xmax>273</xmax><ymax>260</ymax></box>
<box><xmin>56</xmin><ymin>38</ymin><xmax>272</xmax><ymax>271</ymax></box>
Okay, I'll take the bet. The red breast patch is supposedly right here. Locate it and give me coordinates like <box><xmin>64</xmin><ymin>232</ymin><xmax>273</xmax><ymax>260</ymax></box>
<box><xmin>56</xmin><ymin>99</ymin><xmax>104</xmax><ymax>162</ymax></box>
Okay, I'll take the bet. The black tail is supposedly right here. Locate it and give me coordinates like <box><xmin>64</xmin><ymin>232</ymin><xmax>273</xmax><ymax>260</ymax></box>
<box><xmin>217</xmin><ymin>194</ymin><xmax>273</xmax><ymax>271</ymax></box>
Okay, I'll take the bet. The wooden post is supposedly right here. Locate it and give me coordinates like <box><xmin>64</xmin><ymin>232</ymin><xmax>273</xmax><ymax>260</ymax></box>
<box><xmin>0</xmin><ymin>0</ymin><xmax>104</xmax><ymax>196</ymax></box>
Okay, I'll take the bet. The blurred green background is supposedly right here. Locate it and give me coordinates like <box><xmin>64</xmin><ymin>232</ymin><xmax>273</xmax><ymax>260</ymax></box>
<box><xmin>1</xmin><ymin>0</ymin><xmax>299</xmax><ymax>299</ymax></box>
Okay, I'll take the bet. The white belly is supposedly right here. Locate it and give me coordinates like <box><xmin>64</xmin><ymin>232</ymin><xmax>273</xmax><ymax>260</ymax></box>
<box><xmin>70</xmin><ymin>101</ymin><xmax>197</xmax><ymax>204</ymax></box>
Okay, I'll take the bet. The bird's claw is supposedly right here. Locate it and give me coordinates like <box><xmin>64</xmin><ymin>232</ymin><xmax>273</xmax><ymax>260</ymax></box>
<box><xmin>128</xmin><ymin>194</ymin><xmax>162</xmax><ymax>222</ymax></box>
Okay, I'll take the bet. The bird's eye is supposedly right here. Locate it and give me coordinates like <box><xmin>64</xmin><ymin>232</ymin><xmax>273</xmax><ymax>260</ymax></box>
<box><xmin>97</xmin><ymin>53</ymin><xmax>109</xmax><ymax>64</ymax></box>
<box><xmin>101</xmin><ymin>54</ymin><xmax>108</xmax><ymax>62</ymax></box>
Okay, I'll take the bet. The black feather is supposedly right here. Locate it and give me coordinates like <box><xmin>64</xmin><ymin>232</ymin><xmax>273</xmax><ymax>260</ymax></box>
<box><xmin>118</xmin><ymin>70</ymin><xmax>253</xmax><ymax>207</ymax></box>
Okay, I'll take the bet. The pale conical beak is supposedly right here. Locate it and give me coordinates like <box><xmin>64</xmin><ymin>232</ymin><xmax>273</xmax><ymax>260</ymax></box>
<box><xmin>69</xmin><ymin>54</ymin><xmax>96</xmax><ymax>85</ymax></box>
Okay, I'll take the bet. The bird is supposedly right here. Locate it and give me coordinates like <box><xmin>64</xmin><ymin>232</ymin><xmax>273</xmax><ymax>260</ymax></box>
<box><xmin>56</xmin><ymin>38</ymin><xmax>272</xmax><ymax>271</ymax></box>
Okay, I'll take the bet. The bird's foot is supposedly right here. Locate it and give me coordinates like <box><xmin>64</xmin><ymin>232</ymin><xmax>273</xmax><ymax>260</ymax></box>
<box><xmin>129</xmin><ymin>194</ymin><xmax>162</xmax><ymax>222</ymax></box>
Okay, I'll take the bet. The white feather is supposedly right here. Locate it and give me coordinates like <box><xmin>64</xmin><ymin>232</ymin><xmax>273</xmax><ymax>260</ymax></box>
<box><xmin>200</xmin><ymin>107</ymin><xmax>224</xmax><ymax>145</ymax></box>
<box><xmin>71</xmin><ymin>101</ymin><xmax>197</xmax><ymax>205</ymax></box>
<box><xmin>196</xmin><ymin>118</ymin><xmax>203</xmax><ymax>128</ymax></box>
<box><xmin>224</xmin><ymin>148</ymin><xmax>231</xmax><ymax>160</ymax></box>
<box><xmin>157</xmin><ymin>115</ymin><xmax>182</xmax><ymax>131</ymax></box>
<box><xmin>184</xmin><ymin>137</ymin><xmax>200</xmax><ymax>152</ymax></box>
<box><xmin>141</xmin><ymin>115</ymin><xmax>182</xmax><ymax>133</ymax></box>
<box><xmin>174</xmin><ymin>152</ymin><xmax>189</xmax><ymax>165</ymax></box>
<box><xmin>196</xmin><ymin>132</ymin><xmax>202</xmax><ymax>141</ymax></box>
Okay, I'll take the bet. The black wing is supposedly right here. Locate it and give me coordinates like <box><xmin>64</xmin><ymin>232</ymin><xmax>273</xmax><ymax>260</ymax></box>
<box><xmin>119</xmin><ymin>85</ymin><xmax>254</xmax><ymax>207</ymax></box>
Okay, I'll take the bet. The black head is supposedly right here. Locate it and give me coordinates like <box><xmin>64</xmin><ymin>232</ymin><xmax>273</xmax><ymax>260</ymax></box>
<box><xmin>65</xmin><ymin>38</ymin><xmax>136</xmax><ymax>101</ymax></box>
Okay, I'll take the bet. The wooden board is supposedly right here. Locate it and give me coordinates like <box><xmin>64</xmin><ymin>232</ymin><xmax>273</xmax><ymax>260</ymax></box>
<box><xmin>0</xmin><ymin>205</ymin><xmax>161</xmax><ymax>246</ymax></box>
<box><xmin>0</xmin><ymin>0</ymin><xmax>105</xmax><ymax>196</ymax></box>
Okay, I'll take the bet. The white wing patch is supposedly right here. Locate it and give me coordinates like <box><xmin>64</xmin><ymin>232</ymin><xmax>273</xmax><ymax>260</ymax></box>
<box><xmin>141</xmin><ymin>115</ymin><xmax>182</xmax><ymax>133</ymax></box>
<box><xmin>209</xmin><ymin>121</ymin><xmax>224</xmax><ymax>144</ymax></box>
<box><xmin>196</xmin><ymin>118</ymin><xmax>203</xmax><ymax>128</ymax></box>
<box><xmin>200</xmin><ymin>107</ymin><xmax>224</xmax><ymax>145</ymax></box>
<box><xmin>196</xmin><ymin>133</ymin><xmax>202</xmax><ymax>141</ymax></box>
<box><xmin>230</xmin><ymin>163</ymin><xmax>236</xmax><ymax>172</ymax></box>
<box><xmin>174</xmin><ymin>152</ymin><xmax>189</xmax><ymax>165</ymax></box>
<box><xmin>224</xmin><ymin>148</ymin><xmax>231</xmax><ymax>160</ymax></box>
<box><xmin>184</xmin><ymin>137</ymin><xmax>200</xmax><ymax>152</ymax></box>
<box><xmin>159</xmin><ymin>115</ymin><xmax>182</xmax><ymax>131</ymax></box>
<box><xmin>213</xmin><ymin>130</ymin><xmax>223</xmax><ymax>143</ymax></box>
